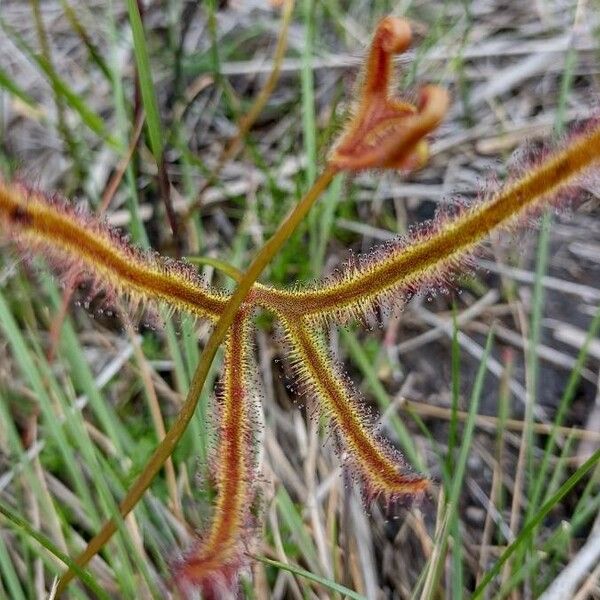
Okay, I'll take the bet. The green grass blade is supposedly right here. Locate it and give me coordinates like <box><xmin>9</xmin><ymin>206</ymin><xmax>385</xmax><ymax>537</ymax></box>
<box><xmin>125</xmin><ymin>0</ymin><xmax>163</xmax><ymax>160</ymax></box>
<box><xmin>0</xmin><ymin>525</ymin><xmax>27</xmax><ymax>600</ymax></box>
<box><xmin>0</xmin><ymin>65</ymin><xmax>39</xmax><ymax>109</ymax></box>
<box><xmin>473</xmin><ymin>447</ymin><xmax>600</xmax><ymax>598</ymax></box>
<box><xmin>0</xmin><ymin>500</ymin><xmax>111</xmax><ymax>600</ymax></box>
<box><xmin>314</xmin><ymin>173</ymin><xmax>343</xmax><ymax>272</ymax></box>
<box><xmin>1</xmin><ymin>19</ymin><xmax>119</xmax><ymax>148</ymax></box>
<box><xmin>40</xmin><ymin>271</ymin><xmax>132</xmax><ymax>455</ymax></box>
<box><xmin>301</xmin><ymin>0</ymin><xmax>317</xmax><ymax>186</ymax></box>
<box><xmin>276</xmin><ymin>486</ymin><xmax>323</xmax><ymax>576</ymax></box>
<box><xmin>0</xmin><ymin>289</ymin><xmax>96</xmax><ymax>516</ymax></box>
<box><xmin>421</xmin><ymin>328</ymin><xmax>494</xmax><ymax>600</ymax></box>
<box><xmin>447</xmin><ymin>307</ymin><xmax>461</xmax><ymax>466</ymax></box>
<box><xmin>255</xmin><ymin>555</ymin><xmax>367</xmax><ymax>600</ymax></box>
<box><xmin>529</xmin><ymin>304</ymin><xmax>600</xmax><ymax>512</ymax></box>
<box><xmin>58</xmin><ymin>0</ymin><xmax>112</xmax><ymax>82</ymax></box>
<box><xmin>105</xmin><ymin>0</ymin><xmax>149</xmax><ymax>247</ymax></box>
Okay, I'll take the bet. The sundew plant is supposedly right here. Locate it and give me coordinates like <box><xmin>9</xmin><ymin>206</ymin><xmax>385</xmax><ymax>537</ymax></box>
<box><xmin>0</xmin><ymin>2</ymin><xmax>599</xmax><ymax>599</ymax></box>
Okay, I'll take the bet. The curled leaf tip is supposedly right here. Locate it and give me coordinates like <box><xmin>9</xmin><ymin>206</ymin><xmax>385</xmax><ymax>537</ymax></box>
<box><xmin>330</xmin><ymin>17</ymin><xmax>449</xmax><ymax>172</ymax></box>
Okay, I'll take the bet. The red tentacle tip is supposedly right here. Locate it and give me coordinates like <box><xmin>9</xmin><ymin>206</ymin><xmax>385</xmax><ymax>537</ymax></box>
<box><xmin>377</xmin><ymin>16</ymin><xmax>412</xmax><ymax>54</ymax></box>
<box><xmin>171</xmin><ymin>544</ymin><xmax>247</xmax><ymax>600</ymax></box>
<box><xmin>330</xmin><ymin>17</ymin><xmax>449</xmax><ymax>172</ymax></box>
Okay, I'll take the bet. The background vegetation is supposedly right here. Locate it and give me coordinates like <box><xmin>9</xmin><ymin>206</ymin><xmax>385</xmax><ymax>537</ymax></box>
<box><xmin>0</xmin><ymin>0</ymin><xmax>599</xmax><ymax>598</ymax></box>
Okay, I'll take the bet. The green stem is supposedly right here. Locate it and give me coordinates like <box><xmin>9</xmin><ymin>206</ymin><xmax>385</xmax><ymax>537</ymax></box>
<box><xmin>56</xmin><ymin>165</ymin><xmax>337</xmax><ymax>595</ymax></box>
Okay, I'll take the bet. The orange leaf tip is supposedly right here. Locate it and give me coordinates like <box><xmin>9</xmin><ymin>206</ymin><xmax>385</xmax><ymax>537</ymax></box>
<box><xmin>330</xmin><ymin>17</ymin><xmax>449</xmax><ymax>172</ymax></box>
